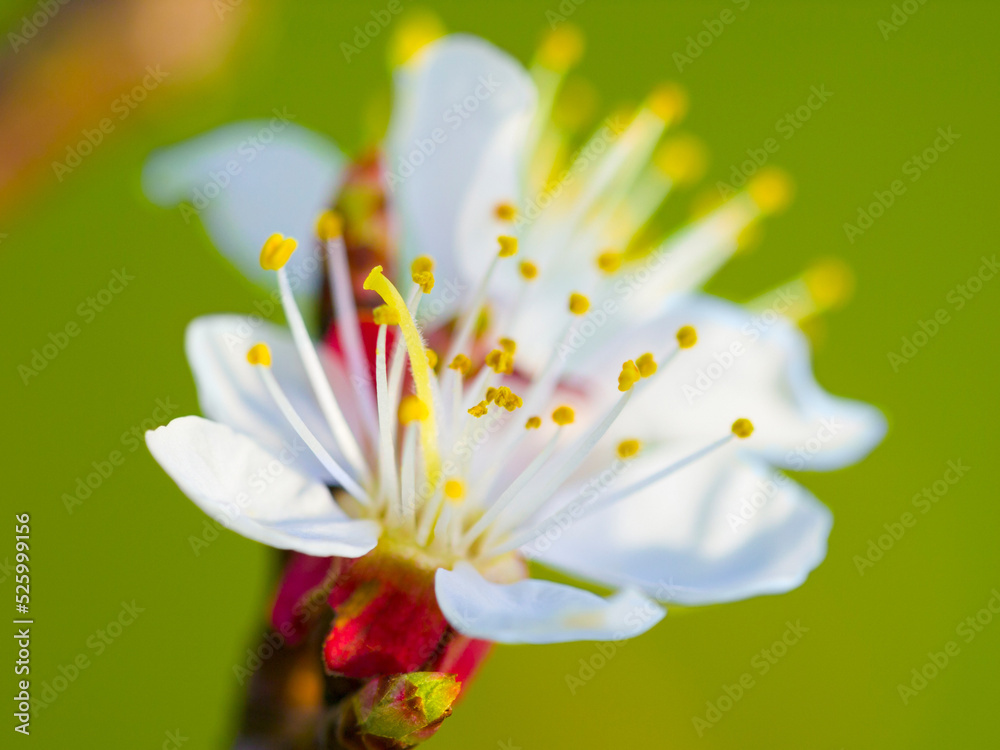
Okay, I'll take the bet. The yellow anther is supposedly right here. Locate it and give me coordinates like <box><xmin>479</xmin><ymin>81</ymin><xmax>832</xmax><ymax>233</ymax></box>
<box><xmin>616</xmin><ymin>439</ymin><xmax>642</xmax><ymax>460</ymax></box>
<box><xmin>654</xmin><ymin>135</ymin><xmax>708</xmax><ymax>185</ymax></box>
<box><xmin>426</xmin><ymin>349</ymin><xmax>438</xmax><ymax>369</ymax></box>
<box><xmin>805</xmin><ymin>258</ymin><xmax>855</xmax><ymax>311</ymax></box>
<box><xmin>444</xmin><ymin>479</ymin><xmax>466</xmax><ymax>502</ymax></box>
<box><xmin>411</xmin><ymin>256</ymin><xmax>436</xmax><ymax>293</ymax></box>
<box><xmin>569</xmin><ymin>293</ymin><xmax>590</xmax><ymax>315</ymax></box>
<box><xmin>525</xmin><ymin>416</ymin><xmax>542</xmax><ymax>430</ymax></box>
<box><xmin>636</xmin><ymin>352</ymin><xmax>657</xmax><ymax>378</ymax></box>
<box><xmin>259</xmin><ymin>233</ymin><xmax>298</xmax><ymax>271</ymax></box>
<box><xmin>364</xmin><ymin>265</ymin><xmax>440</xmax><ymax>483</ymax></box>
<box><xmin>485</xmin><ymin>387</ymin><xmax>499</xmax><ymax>404</ymax></box>
<box><xmin>537</xmin><ymin>24</ymin><xmax>585</xmax><ymax>72</ymax></box>
<box><xmin>246</xmin><ymin>342</ymin><xmax>272</xmax><ymax>367</ymax></box>
<box><xmin>411</xmin><ymin>256</ymin><xmax>434</xmax><ymax>274</ymax></box>
<box><xmin>618</xmin><ymin>360</ymin><xmax>641</xmax><ymax>392</ymax></box>
<box><xmin>485</xmin><ymin>348</ymin><xmax>514</xmax><ymax>375</ymax></box>
<box><xmin>647</xmin><ymin>82</ymin><xmax>688</xmax><ymax>123</ymax></box>
<box><xmin>449</xmin><ymin>354</ymin><xmax>472</xmax><ymax>376</ymax></box>
<box><xmin>498</xmin><ymin>235</ymin><xmax>518</xmax><ymax>257</ymax></box>
<box><xmin>389</xmin><ymin>9</ymin><xmax>444</xmax><ymax>67</ymax></box>
<box><xmin>676</xmin><ymin>326</ymin><xmax>698</xmax><ymax>349</ymax></box>
<box><xmin>493</xmin><ymin>386</ymin><xmax>523</xmax><ymax>412</ymax></box>
<box><xmin>467</xmin><ymin>401</ymin><xmax>489</xmax><ymax>418</ymax></box>
<box><xmin>519</xmin><ymin>260</ymin><xmax>539</xmax><ymax>280</ymax></box>
<box><xmin>316</xmin><ymin>210</ymin><xmax>343</xmax><ymax>241</ymax></box>
<box><xmin>552</xmin><ymin>406</ymin><xmax>576</xmax><ymax>426</ymax></box>
<box><xmin>731</xmin><ymin>418</ymin><xmax>755</xmax><ymax>439</ymax></box>
<box><xmin>748</xmin><ymin>167</ymin><xmax>794</xmax><ymax>215</ymax></box>
<box><xmin>495</xmin><ymin>202</ymin><xmax>517</xmax><ymax>222</ymax></box>
<box><xmin>398</xmin><ymin>395</ymin><xmax>429</xmax><ymax>424</ymax></box>
<box><xmin>596</xmin><ymin>251</ymin><xmax>623</xmax><ymax>274</ymax></box>
<box><xmin>372</xmin><ymin>304</ymin><xmax>399</xmax><ymax>326</ymax></box>
<box><xmin>499</xmin><ymin>337</ymin><xmax>517</xmax><ymax>354</ymax></box>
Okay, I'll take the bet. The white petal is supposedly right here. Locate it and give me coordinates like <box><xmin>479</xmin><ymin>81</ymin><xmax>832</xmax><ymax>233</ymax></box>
<box><xmin>146</xmin><ymin>416</ymin><xmax>379</xmax><ymax>557</ymax></box>
<box><xmin>566</xmin><ymin>294</ymin><xmax>886</xmax><ymax>471</ymax></box>
<box><xmin>532</xmin><ymin>454</ymin><xmax>831</xmax><ymax>606</ymax></box>
<box><xmin>143</xmin><ymin>121</ymin><xmax>344</xmax><ymax>297</ymax></box>
<box><xmin>185</xmin><ymin>315</ymin><xmax>364</xmax><ymax>484</ymax></box>
<box><xmin>435</xmin><ymin>562</ymin><xmax>664</xmax><ymax>644</ymax></box>
<box><xmin>387</xmin><ymin>34</ymin><xmax>536</xmax><ymax>318</ymax></box>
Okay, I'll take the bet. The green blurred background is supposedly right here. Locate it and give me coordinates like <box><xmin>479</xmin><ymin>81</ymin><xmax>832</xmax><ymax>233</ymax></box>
<box><xmin>3</xmin><ymin>0</ymin><xmax>998</xmax><ymax>747</ymax></box>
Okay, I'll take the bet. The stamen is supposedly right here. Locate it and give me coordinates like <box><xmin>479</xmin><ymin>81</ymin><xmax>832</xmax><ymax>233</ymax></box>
<box><xmin>519</xmin><ymin>260</ymin><xmax>539</xmax><ymax>280</ymax></box>
<box><xmin>448</xmin><ymin>354</ymin><xmax>472</xmax><ymax>375</ymax></box>
<box><xmin>568</xmin><ymin>292</ymin><xmax>590</xmax><ymax>315</ymax></box>
<box><xmin>492</xmin><ymin>431</ymin><xmax>738</xmax><ymax>556</ymax></box>
<box><xmin>399</xmin><ymin>394</ymin><xmax>429</xmax><ymax>424</ymax></box>
<box><xmin>495</xmin><ymin>202</ymin><xmax>517</xmax><ymax>222</ymax></box>
<box><xmin>374</xmin><ymin>323</ymin><xmax>399</xmax><ymax>513</ymax></box>
<box><xmin>322</xmin><ymin>212</ymin><xmax>379</xmax><ymax>444</ymax></box>
<box><xmin>485</xmin><ymin>348</ymin><xmax>514</xmax><ymax>375</ymax></box>
<box><xmin>525</xmin><ymin>416</ymin><xmax>542</xmax><ymax>429</ymax></box>
<box><xmin>461</xmin><ymin>429</ymin><xmax>562</xmax><ymax>550</ymax></box>
<box><xmin>445</xmin><ymin>237</ymin><xmax>518</xmax><ymax>363</ymax></box>
<box><xmin>364</xmin><ymin>266</ymin><xmax>441</xmax><ymax>487</ymax></box>
<box><xmin>731</xmin><ymin>418</ymin><xmax>755</xmax><ymax>438</ymax></box>
<box><xmin>616</xmin><ymin>439</ymin><xmax>642</xmax><ymax>460</ymax></box>
<box><xmin>537</xmin><ymin>24</ymin><xmax>585</xmax><ymax>72</ymax></box>
<box><xmin>467</xmin><ymin>401</ymin><xmax>489</xmax><ymax>418</ymax></box>
<box><xmin>246</xmin><ymin>343</ymin><xmax>271</xmax><ymax>366</ymax></box>
<box><xmin>676</xmin><ymin>325</ymin><xmax>698</xmax><ymax>349</ymax></box>
<box><xmin>498</xmin><ymin>235</ymin><xmax>519</xmax><ymax>257</ymax></box>
<box><xmin>635</xmin><ymin>352</ymin><xmax>657</xmax><ymax>378</ymax></box>
<box><xmin>647</xmin><ymin>82</ymin><xmax>688</xmax><ymax>124</ymax></box>
<box><xmin>618</xmin><ymin>360</ymin><xmax>640</xmax><ymax>392</ymax></box>
<box><xmin>747</xmin><ymin>167</ymin><xmax>794</xmax><ymax>215</ymax></box>
<box><xmin>270</xmin><ymin>242</ymin><xmax>368</xmax><ymax>480</ymax></box>
<box><xmin>425</xmin><ymin>349</ymin><xmax>438</xmax><ymax>369</ymax></box>
<box><xmin>552</xmin><ymin>405</ymin><xmax>575</xmax><ymax>425</ymax></box>
<box><xmin>411</xmin><ymin>255</ymin><xmax>435</xmax><ymax>293</ymax></box>
<box><xmin>249</xmin><ymin>346</ymin><xmax>372</xmax><ymax>506</ymax></box>
<box><xmin>372</xmin><ymin>304</ymin><xmax>400</xmax><ymax>326</ymax></box>
<box><xmin>444</xmin><ymin>479</ymin><xmax>465</xmax><ymax>502</ymax></box>
<box><xmin>596</xmin><ymin>250</ymin><xmax>623</xmax><ymax>274</ymax></box>
<box><xmin>654</xmin><ymin>135</ymin><xmax>708</xmax><ymax>186</ymax></box>
<box><xmin>259</xmin><ymin>233</ymin><xmax>297</xmax><ymax>271</ymax></box>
